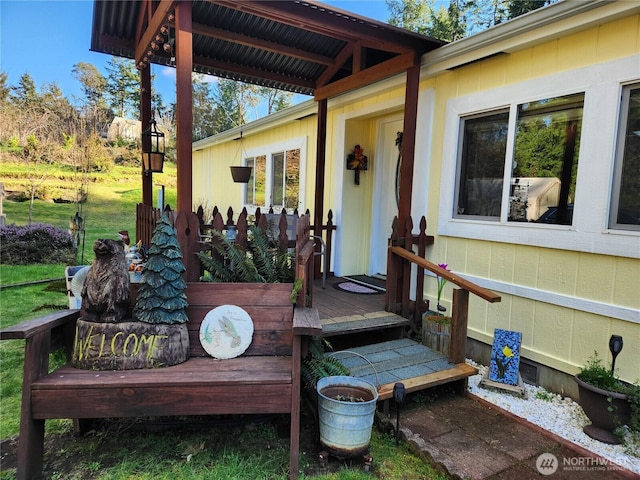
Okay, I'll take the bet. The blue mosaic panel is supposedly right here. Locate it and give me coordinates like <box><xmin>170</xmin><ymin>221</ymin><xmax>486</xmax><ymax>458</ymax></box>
<box><xmin>489</xmin><ymin>329</ymin><xmax>522</xmax><ymax>385</ymax></box>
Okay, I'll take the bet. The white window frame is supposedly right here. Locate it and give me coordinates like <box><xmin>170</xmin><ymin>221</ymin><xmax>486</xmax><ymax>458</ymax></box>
<box><xmin>439</xmin><ymin>56</ymin><xmax>640</xmax><ymax>259</ymax></box>
<box><xmin>243</xmin><ymin>136</ymin><xmax>307</xmax><ymax>214</ymax></box>
<box><xmin>610</xmin><ymin>82</ymin><xmax>640</xmax><ymax>232</ymax></box>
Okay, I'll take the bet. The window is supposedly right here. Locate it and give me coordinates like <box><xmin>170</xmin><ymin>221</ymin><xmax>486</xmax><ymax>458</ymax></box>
<box><xmin>456</xmin><ymin>111</ymin><xmax>508</xmax><ymax>219</ymax></box>
<box><xmin>244</xmin><ymin>143</ymin><xmax>302</xmax><ymax>213</ymax></box>
<box><xmin>272</xmin><ymin>149</ymin><xmax>300</xmax><ymax>210</ymax></box>
<box><xmin>510</xmin><ymin>94</ymin><xmax>583</xmax><ymax>224</ymax></box>
<box><xmin>246</xmin><ymin>155</ymin><xmax>266</xmax><ymax>207</ymax></box>
<box><xmin>455</xmin><ymin>93</ymin><xmax>584</xmax><ymax>224</ymax></box>
<box><xmin>440</xmin><ymin>56</ymin><xmax>639</xmax><ymax>257</ymax></box>
<box><xmin>610</xmin><ymin>84</ymin><xmax>640</xmax><ymax>231</ymax></box>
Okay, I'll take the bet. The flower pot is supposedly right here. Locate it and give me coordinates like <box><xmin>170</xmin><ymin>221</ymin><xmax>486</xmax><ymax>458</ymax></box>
<box><xmin>422</xmin><ymin>311</ymin><xmax>451</xmax><ymax>356</ymax></box>
<box><xmin>317</xmin><ymin>376</ymin><xmax>378</xmax><ymax>457</ymax></box>
<box><xmin>575</xmin><ymin>375</ymin><xmax>631</xmax><ymax>444</ymax></box>
<box><xmin>230</xmin><ymin>166</ymin><xmax>252</xmax><ymax>183</ymax></box>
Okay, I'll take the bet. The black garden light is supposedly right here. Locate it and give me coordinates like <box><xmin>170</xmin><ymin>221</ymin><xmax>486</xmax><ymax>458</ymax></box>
<box><xmin>393</xmin><ymin>382</ymin><xmax>406</xmax><ymax>445</ymax></box>
<box><xmin>609</xmin><ymin>334</ymin><xmax>623</xmax><ymax>375</ymax></box>
<box><xmin>142</xmin><ymin>119</ymin><xmax>165</xmax><ymax>175</ymax></box>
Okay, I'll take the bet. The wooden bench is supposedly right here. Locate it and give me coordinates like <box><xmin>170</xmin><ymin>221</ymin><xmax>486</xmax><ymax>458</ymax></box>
<box><xmin>1</xmin><ymin>282</ymin><xmax>322</xmax><ymax>480</ymax></box>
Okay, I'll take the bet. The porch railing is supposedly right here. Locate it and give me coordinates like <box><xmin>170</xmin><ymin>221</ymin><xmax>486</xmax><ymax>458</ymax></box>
<box><xmin>135</xmin><ymin>204</ymin><xmax>318</xmax><ymax>304</ymax></box>
<box><xmin>386</xmin><ymin>216</ymin><xmax>501</xmax><ymax>364</ymax></box>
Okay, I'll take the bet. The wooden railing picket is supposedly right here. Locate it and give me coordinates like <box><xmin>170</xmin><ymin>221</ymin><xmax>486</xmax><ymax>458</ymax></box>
<box><xmin>401</xmin><ymin>216</ymin><xmax>413</xmax><ymax>319</ymax></box>
<box><xmin>137</xmin><ymin>204</ymin><xmax>328</xmax><ymax>298</ymax></box>
<box><xmin>414</xmin><ymin>217</ymin><xmax>429</xmax><ymax>330</ymax></box>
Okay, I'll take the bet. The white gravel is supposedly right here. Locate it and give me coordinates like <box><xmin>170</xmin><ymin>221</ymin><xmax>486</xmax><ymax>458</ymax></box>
<box><xmin>465</xmin><ymin>359</ymin><xmax>640</xmax><ymax>476</ymax></box>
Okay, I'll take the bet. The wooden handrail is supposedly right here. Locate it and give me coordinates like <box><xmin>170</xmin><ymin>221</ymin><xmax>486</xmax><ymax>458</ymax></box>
<box><xmin>389</xmin><ymin>246</ymin><xmax>501</xmax><ymax>303</ymax></box>
<box><xmin>386</xmin><ymin>215</ymin><xmax>502</xmax><ymax>368</ymax></box>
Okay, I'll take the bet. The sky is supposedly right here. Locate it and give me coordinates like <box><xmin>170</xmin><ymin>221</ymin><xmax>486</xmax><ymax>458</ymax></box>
<box><xmin>0</xmin><ymin>0</ymin><xmax>393</xmax><ymax>109</ymax></box>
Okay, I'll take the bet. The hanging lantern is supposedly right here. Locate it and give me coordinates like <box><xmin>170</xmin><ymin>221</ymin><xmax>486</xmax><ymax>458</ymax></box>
<box><xmin>142</xmin><ymin>119</ymin><xmax>165</xmax><ymax>174</ymax></box>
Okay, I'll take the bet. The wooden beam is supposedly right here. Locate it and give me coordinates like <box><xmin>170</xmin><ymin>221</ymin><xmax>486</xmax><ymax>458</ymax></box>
<box><xmin>398</xmin><ymin>60</ymin><xmax>420</xmax><ymax>227</ymax></box>
<box><xmin>376</xmin><ymin>363</ymin><xmax>477</xmax><ymax>400</ymax></box>
<box><xmin>141</xmin><ymin>66</ymin><xmax>152</xmax><ymax>207</ymax></box>
<box><xmin>314</xmin><ymin>51</ymin><xmax>417</xmax><ymax>100</ymax></box>
<box><xmin>191</xmin><ymin>21</ymin><xmax>335</xmax><ymax>66</ymax></box>
<box><xmin>193</xmin><ymin>55</ymin><xmax>315</xmax><ymax>90</ymax></box>
<box><xmin>315</xmin><ymin>42</ymin><xmax>353</xmax><ymax>88</ymax></box>
<box><xmin>135</xmin><ymin>0</ymin><xmax>177</xmax><ymax>65</ymax></box>
<box><xmin>314</xmin><ymin>99</ymin><xmax>328</xmax><ymax>249</ymax></box>
<box><xmin>175</xmin><ymin>1</ymin><xmax>192</xmax><ymax>213</ymax></box>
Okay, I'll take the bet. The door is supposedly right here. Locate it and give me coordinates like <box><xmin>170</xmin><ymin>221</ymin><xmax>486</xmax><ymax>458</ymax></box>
<box><xmin>369</xmin><ymin>116</ymin><xmax>403</xmax><ymax>276</ymax></box>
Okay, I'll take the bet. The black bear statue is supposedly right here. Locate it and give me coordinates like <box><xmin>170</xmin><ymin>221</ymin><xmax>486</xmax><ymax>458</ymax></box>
<box><xmin>82</xmin><ymin>239</ymin><xmax>130</xmax><ymax>323</ymax></box>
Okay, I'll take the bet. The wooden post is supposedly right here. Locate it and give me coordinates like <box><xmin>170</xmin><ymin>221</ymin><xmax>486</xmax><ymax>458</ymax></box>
<box><xmin>397</xmin><ymin>60</ymin><xmax>420</xmax><ymax>228</ymax></box>
<box><xmin>141</xmin><ymin>67</ymin><xmax>152</xmax><ymax>207</ymax></box>
<box><xmin>175</xmin><ymin>1</ymin><xmax>193</xmax><ymax>213</ymax></box>
<box><xmin>449</xmin><ymin>288</ymin><xmax>469</xmax><ymax>364</ymax></box>
<box><xmin>313</xmin><ymin>99</ymin><xmax>328</xmax><ymax>283</ymax></box>
<box><xmin>17</xmin><ymin>330</ymin><xmax>50</xmax><ymax>480</ymax></box>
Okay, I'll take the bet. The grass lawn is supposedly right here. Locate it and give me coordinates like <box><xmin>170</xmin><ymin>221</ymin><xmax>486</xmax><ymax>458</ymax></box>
<box><xmin>0</xmin><ymin>164</ymin><xmax>449</xmax><ymax>479</ymax></box>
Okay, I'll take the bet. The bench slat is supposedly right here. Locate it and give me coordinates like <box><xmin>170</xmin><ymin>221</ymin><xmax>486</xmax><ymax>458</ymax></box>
<box><xmin>32</xmin><ymin>357</ymin><xmax>292</xmax><ymax>389</ymax></box>
<box><xmin>32</xmin><ymin>384</ymin><xmax>293</xmax><ymax>419</ymax></box>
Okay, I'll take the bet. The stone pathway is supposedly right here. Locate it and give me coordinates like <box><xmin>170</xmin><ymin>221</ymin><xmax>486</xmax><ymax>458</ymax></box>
<box><xmin>379</xmin><ymin>392</ymin><xmax>638</xmax><ymax>479</ymax></box>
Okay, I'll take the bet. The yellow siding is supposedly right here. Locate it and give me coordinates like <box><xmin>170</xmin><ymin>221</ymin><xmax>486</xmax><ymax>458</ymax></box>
<box><xmin>613</xmin><ymin>257</ymin><xmax>640</xmax><ymax>309</ymax></box>
<box><xmin>429</xmin><ymin>15</ymin><xmax>640</xmax><ymax>382</ymax></box>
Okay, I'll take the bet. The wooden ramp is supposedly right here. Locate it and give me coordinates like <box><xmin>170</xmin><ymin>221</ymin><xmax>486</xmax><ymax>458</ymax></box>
<box><xmin>327</xmin><ymin>339</ymin><xmax>477</xmax><ymax>401</ymax></box>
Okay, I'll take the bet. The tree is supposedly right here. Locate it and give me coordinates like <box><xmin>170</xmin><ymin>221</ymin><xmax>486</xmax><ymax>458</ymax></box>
<box><xmin>508</xmin><ymin>0</ymin><xmax>551</xmax><ymax>18</ymax></box>
<box><xmin>22</xmin><ymin>134</ymin><xmax>52</xmax><ymax>223</ymax></box>
<box><xmin>429</xmin><ymin>0</ymin><xmax>466</xmax><ymax>41</ymax></box>
<box><xmin>386</xmin><ymin>0</ymin><xmax>557</xmax><ymax>41</ymax></box>
<box><xmin>72</xmin><ymin>62</ymin><xmax>112</xmax><ymax>135</ymax></box>
<box><xmin>192</xmin><ymin>75</ymin><xmax>217</xmax><ymax>141</ymax></box>
<box><xmin>0</xmin><ymin>72</ymin><xmax>10</xmax><ymax>103</ymax></box>
<box><xmin>386</xmin><ymin>0</ymin><xmax>434</xmax><ymax>34</ymax></box>
<box><xmin>105</xmin><ymin>57</ymin><xmax>140</xmax><ymax>119</ymax></box>
<box><xmin>10</xmin><ymin>73</ymin><xmax>38</xmax><ymax>107</ymax></box>
<box><xmin>258</xmin><ymin>86</ymin><xmax>293</xmax><ymax>116</ymax></box>
<box><xmin>40</xmin><ymin>82</ymin><xmax>79</xmax><ymax>145</ymax></box>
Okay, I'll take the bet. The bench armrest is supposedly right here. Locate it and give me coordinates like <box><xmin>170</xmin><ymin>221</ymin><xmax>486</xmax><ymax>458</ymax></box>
<box><xmin>292</xmin><ymin>307</ymin><xmax>322</xmax><ymax>337</ymax></box>
<box><xmin>0</xmin><ymin>309</ymin><xmax>80</xmax><ymax>341</ymax></box>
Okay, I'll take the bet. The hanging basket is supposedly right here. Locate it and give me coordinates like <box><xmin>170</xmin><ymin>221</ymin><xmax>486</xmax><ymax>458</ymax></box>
<box><xmin>230</xmin><ymin>166</ymin><xmax>252</xmax><ymax>183</ymax></box>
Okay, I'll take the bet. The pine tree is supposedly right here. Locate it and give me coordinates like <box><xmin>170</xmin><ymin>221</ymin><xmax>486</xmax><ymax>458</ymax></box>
<box><xmin>133</xmin><ymin>212</ymin><xmax>189</xmax><ymax>324</ymax></box>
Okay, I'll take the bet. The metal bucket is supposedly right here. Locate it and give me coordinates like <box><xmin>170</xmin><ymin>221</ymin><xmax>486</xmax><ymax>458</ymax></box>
<box><xmin>317</xmin><ymin>376</ymin><xmax>378</xmax><ymax>457</ymax></box>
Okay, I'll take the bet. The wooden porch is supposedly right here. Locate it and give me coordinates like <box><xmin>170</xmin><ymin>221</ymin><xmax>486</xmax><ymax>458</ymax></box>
<box><xmin>312</xmin><ymin>277</ymin><xmax>478</xmax><ymax>401</ymax></box>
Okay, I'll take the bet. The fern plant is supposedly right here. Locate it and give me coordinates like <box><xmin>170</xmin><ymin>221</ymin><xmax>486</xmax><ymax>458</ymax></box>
<box><xmin>302</xmin><ymin>336</ymin><xmax>351</xmax><ymax>392</ymax></box>
<box><xmin>196</xmin><ymin>226</ymin><xmax>294</xmax><ymax>283</ymax></box>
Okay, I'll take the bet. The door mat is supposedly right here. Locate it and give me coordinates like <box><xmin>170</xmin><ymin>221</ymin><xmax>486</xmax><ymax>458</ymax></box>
<box><xmin>343</xmin><ymin>275</ymin><xmax>386</xmax><ymax>292</ymax></box>
<box><xmin>332</xmin><ymin>281</ymin><xmax>383</xmax><ymax>295</ymax></box>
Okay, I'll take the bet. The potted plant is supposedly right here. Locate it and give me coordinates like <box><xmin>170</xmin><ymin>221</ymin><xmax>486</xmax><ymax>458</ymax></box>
<box><xmin>575</xmin><ymin>350</ymin><xmax>639</xmax><ymax>449</ymax></box>
<box><xmin>422</xmin><ymin>263</ymin><xmax>452</xmax><ymax>355</ymax></box>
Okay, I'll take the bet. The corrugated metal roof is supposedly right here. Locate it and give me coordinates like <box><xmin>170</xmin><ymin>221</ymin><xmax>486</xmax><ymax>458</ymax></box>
<box><xmin>91</xmin><ymin>0</ymin><xmax>445</xmax><ymax>96</ymax></box>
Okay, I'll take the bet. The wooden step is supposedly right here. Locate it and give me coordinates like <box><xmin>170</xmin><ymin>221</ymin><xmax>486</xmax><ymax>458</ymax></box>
<box><xmin>326</xmin><ymin>338</ymin><xmax>477</xmax><ymax>401</ymax></box>
<box><xmin>320</xmin><ymin>311</ymin><xmax>409</xmax><ymax>337</ymax></box>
